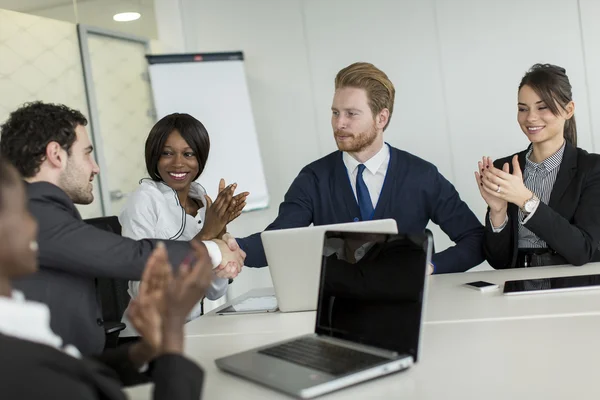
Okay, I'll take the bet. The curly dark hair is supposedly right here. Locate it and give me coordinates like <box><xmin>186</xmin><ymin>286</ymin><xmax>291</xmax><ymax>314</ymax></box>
<box><xmin>0</xmin><ymin>101</ymin><xmax>88</xmax><ymax>178</ymax></box>
<box><xmin>145</xmin><ymin>113</ymin><xmax>210</xmax><ymax>182</ymax></box>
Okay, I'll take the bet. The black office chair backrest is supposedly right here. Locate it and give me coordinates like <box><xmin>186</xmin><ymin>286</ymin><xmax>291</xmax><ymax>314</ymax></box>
<box><xmin>96</xmin><ymin>277</ymin><xmax>130</xmax><ymax>324</ymax></box>
<box><xmin>84</xmin><ymin>216</ymin><xmax>122</xmax><ymax>235</ymax></box>
<box><xmin>83</xmin><ymin>216</ymin><xmax>131</xmax><ymax>327</ymax></box>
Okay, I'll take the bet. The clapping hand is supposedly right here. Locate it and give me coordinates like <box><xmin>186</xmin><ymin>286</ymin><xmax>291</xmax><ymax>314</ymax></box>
<box><xmin>128</xmin><ymin>242</ymin><xmax>171</xmax><ymax>353</ymax></box>
<box><xmin>478</xmin><ymin>155</ymin><xmax>533</xmax><ymax>208</ymax></box>
<box><xmin>126</xmin><ymin>242</ymin><xmax>172</xmax><ymax>365</ymax></box>
<box><xmin>126</xmin><ymin>240</ymin><xmax>215</xmax><ymax>362</ymax></box>
<box><xmin>163</xmin><ymin>240</ymin><xmax>214</xmax><ymax>321</ymax></box>
<box><xmin>200</xmin><ymin>179</ymin><xmax>249</xmax><ymax>240</ymax></box>
<box><xmin>475</xmin><ymin>156</ymin><xmax>509</xmax><ymax>214</ymax></box>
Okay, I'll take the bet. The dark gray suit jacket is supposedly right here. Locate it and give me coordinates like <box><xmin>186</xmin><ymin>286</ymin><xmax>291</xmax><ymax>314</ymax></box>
<box><xmin>14</xmin><ymin>182</ymin><xmax>194</xmax><ymax>355</ymax></box>
<box><xmin>0</xmin><ymin>334</ymin><xmax>204</xmax><ymax>400</ymax></box>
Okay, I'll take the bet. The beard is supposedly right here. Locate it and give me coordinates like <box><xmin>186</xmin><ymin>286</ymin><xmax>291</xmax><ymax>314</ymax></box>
<box><xmin>59</xmin><ymin>159</ymin><xmax>94</xmax><ymax>205</ymax></box>
<box><xmin>334</xmin><ymin>122</ymin><xmax>379</xmax><ymax>153</ymax></box>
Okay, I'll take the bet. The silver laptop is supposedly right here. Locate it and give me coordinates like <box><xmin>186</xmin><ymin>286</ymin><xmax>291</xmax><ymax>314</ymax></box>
<box><xmin>216</xmin><ymin>230</ymin><xmax>433</xmax><ymax>399</ymax></box>
<box><xmin>261</xmin><ymin>219</ymin><xmax>398</xmax><ymax>312</ymax></box>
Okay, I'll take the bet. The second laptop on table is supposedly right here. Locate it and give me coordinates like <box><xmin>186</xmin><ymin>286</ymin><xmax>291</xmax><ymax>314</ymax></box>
<box><xmin>216</xmin><ymin>229</ymin><xmax>432</xmax><ymax>399</ymax></box>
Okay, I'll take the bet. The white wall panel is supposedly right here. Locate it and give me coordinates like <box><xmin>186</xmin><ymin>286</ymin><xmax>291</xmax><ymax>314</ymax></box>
<box><xmin>436</xmin><ymin>0</ymin><xmax>592</xmax><ymax>223</ymax></box>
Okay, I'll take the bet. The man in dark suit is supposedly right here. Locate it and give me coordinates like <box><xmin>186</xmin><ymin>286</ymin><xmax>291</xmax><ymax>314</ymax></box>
<box><xmin>0</xmin><ymin>157</ymin><xmax>208</xmax><ymax>400</ymax></box>
<box><xmin>0</xmin><ymin>102</ymin><xmax>246</xmax><ymax>355</ymax></box>
<box><xmin>231</xmin><ymin>62</ymin><xmax>484</xmax><ymax>273</ymax></box>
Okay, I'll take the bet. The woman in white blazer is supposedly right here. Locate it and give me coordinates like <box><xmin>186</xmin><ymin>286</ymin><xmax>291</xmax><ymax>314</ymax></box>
<box><xmin>119</xmin><ymin>113</ymin><xmax>248</xmax><ymax>336</ymax></box>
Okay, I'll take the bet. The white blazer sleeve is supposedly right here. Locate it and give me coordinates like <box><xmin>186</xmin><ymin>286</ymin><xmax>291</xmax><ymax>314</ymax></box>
<box><xmin>205</xmin><ymin>277</ymin><xmax>228</xmax><ymax>300</ymax></box>
<box><xmin>199</xmin><ymin>241</ymin><xmax>227</xmax><ymax>300</ymax></box>
<box><xmin>119</xmin><ymin>189</ymin><xmax>159</xmax><ymax>240</ymax></box>
<box><xmin>119</xmin><ymin>188</ymin><xmax>160</xmax><ymax>301</ymax></box>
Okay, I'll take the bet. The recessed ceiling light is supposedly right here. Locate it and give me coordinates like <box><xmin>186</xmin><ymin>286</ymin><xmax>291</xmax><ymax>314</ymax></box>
<box><xmin>113</xmin><ymin>12</ymin><xmax>141</xmax><ymax>22</ymax></box>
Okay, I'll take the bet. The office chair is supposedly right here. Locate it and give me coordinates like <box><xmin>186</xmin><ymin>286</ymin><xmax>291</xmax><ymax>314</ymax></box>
<box><xmin>85</xmin><ymin>216</ymin><xmax>235</xmax><ymax>344</ymax></box>
<box><xmin>84</xmin><ymin>216</ymin><xmax>130</xmax><ymax>349</ymax></box>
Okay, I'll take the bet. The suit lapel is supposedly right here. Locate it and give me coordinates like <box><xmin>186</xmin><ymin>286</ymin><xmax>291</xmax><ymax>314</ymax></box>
<box><xmin>509</xmin><ymin>149</ymin><xmax>528</xmax><ymax>255</ymax></box>
<box><xmin>508</xmin><ymin>143</ymin><xmax>576</xmax><ymax>261</ymax></box>
<box><xmin>80</xmin><ymin>357</ymin><xmax>128</xmax><ymax>400</ymax></box>
<box><xmin>517</xmin><ymin>148</ymin><xmax>527</xmax><ymax>172</ymax></box>
<box><xmin>36</xmin><ymin>343</ymin><xmax>125</xmax><ymax>400</ymax></box>
<box><xmin>548</xmin><ymin>143</ymin><xmax>578</xmax><ymax>208</ymax></box>
<box><xmin>2</xmin><ymin>335</ymin><xmax>125</xmax><ymax>400</ymax></box>
<box><xmin>51</xmin><ymin>347</ymin><xmax>125</xmax><ymax>400</ymax></box>
<box><xmin>332</xmin><ymin>152</ymin><xmax>362</xmax><ymax>221</ymax></box>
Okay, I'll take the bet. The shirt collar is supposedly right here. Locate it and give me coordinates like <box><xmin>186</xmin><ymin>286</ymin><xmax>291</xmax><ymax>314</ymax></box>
<box><xmin>343</xmin><ymin>143</ymin><xmax>389</xmax><ymax>175</ymax></box>
<box><xmin>525</xmin><ymin>141</ymin><xmax>566</xmax><ymax>172</ymax></box>
<box><xmin>0</xmin><ymin>290</ymin><xmax>81</xmax><ymax>358</ymax></box>
<box><xmin>142</xmin><ymin>179</ymin><xmax>207</xmax><ymax>205</ymax></box>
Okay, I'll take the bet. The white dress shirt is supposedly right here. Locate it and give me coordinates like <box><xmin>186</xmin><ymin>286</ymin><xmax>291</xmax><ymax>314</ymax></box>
<box><xmin>119</xmin><ymin>179</ymin><xmax>227</xmax><ymax>336</ymax></box>
<box><xmin>0</xmin><ymin>290</ymin><xmax>81</xmax><ymax>359</ymax></box>
<box><xmin>342</xmin><ymin>143</ymin><xmax>390</xmax><ymax>209</ymax></box>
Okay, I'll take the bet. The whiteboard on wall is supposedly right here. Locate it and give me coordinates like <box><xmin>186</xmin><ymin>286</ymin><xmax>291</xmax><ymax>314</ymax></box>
<box><xmin>146</xmin><ymin>52</ymin><xmax>269</xmax><ymax>211</ymax></box>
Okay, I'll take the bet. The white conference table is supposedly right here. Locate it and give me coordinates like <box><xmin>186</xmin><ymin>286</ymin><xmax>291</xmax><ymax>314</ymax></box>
<box><xmin>425</xmin><ymin>262</ymin><xmax>600</xmax><ymax>323</ymax></box>
<box><xmin>125</xmin><ymin>263</ymin><xmax>600</xmax><ymax>399</ymax></box>
<box><xmin>127</xmin><ymin>313</ymin><xmax>600</xmax><ymax>400</ymax></box>
<box><xmin>185</xmin><ymin>287</ymin><xmax>313</xmax><ymax>338</ymax></box>
<box><xmin>183</xmin><ymin>263</ymin><xmax>600</xmax><ymax>338</ymax></box>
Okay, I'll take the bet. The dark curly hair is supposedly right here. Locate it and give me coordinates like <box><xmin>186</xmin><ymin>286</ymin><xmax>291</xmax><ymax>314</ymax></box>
<box><xmin>145</xmin><ymin>113</ymin><xmax>210</xmax><ymax>181</ymax></box>
<box><xmin>0</xmin><ymin>101</ymin><xmax>88</xmax><ymax>178</ymax></box>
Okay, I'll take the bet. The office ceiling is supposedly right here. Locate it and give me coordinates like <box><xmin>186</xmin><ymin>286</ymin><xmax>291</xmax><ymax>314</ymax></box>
<box><xmin>0</xmin><ymin>0</ymin><xmax>158</xmax><ymax>38</ymax></box>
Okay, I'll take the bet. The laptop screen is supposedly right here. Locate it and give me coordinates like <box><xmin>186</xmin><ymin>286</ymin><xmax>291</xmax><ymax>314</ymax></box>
<box><xmin>315</xmin><ymin>231</ymin><xmax>431</xmax><ymax>362</ymax></box>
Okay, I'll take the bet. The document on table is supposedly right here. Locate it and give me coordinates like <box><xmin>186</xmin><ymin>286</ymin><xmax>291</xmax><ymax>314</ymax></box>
<box><xmin>233</xmin><ymin>295</ymin><xmax>278</xmax><ymax>311</ymax></box>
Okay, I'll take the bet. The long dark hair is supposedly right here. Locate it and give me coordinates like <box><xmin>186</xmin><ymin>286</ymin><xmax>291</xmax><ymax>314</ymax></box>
<box><xmin>519</xmin><ymin>64</ymin><xmax>576</xmax><ymax>146</ymax></box>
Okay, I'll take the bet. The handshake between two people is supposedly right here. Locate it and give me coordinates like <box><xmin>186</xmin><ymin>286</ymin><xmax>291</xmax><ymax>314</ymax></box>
<box><xmin>126</xmin><ymin>235</ymin><xmax>247</xmax><ymax>366</ymax></box>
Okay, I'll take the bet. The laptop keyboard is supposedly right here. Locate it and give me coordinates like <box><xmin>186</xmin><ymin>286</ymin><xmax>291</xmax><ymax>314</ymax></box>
<box><xmin>258</xmin><ymin>337</ymin><xmax>389</xmax><ymax>376</ymax></box>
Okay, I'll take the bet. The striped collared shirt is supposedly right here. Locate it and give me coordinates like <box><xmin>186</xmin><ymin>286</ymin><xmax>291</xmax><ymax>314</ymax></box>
<box><xmin>518</xmin><ymin>142</ymin><xmax>566</xmax><ymax>248</ymax></box>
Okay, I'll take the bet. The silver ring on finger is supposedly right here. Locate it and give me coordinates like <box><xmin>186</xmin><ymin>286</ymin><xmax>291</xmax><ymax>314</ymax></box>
<box><xmin>496</xmin><ymin>185</ymin><xmax>501</xmax><ymax>193</ymax></box>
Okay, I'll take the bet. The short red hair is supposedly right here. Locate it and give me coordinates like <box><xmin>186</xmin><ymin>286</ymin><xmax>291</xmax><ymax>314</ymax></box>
<box><xmin>335</xmin><ymin>62</ymin><xmax>395</xmax><ymax>130</ymax></box>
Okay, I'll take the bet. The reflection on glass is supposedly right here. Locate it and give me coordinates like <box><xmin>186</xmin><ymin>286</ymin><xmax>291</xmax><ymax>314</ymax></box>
<box><xmin>316</xmin><ymin>231</ymin><xmax>431</xmax><ymax>362</ymax></box>
<box><xmin>504</xmin><ymin>274</ymin><xmax>600</xmax><ymax>293</ymax></box>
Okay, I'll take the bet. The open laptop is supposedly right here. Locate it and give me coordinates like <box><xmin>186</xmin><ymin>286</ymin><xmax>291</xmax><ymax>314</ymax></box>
<box><xmin>216</xmin><ymin>229</ymin><xmax>432</xmax><ymax>399</ymax></box>
<box><xmin>261</xmin><ymin>219</ymin><xmax>398</xmax><ymax>312</ymax></box>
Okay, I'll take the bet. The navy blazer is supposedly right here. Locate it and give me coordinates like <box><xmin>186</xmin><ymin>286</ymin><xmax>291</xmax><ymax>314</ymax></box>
<box><xmin>238</xmin><ymin>145</ymin><xmax>484</xmax><ymax>273</ymax></box>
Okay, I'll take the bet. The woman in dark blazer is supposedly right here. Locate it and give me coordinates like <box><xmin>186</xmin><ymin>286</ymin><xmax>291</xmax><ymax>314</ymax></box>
<box><xmin>475</xmin><ymin>63</ymin><xmax>600</xmax><ymax>268</ymax></box>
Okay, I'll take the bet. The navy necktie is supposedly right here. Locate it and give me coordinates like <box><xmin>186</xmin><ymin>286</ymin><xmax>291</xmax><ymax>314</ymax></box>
<box><xmin>356</xmin><ymin>164</ymin><xmax>374</xmax><ymax>221</ymax></box>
